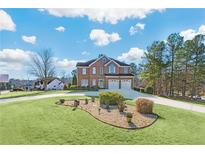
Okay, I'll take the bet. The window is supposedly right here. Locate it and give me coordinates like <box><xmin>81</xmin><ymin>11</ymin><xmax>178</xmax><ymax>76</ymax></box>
<box><xmin>92</xmin><ymin>67</ymin><xmax>96</xmax><ymax>74</ymax></box>
<box><xmin>92</xmin><ymin>79</ymin><xmax>96</xmax><ymax>86</ymax></box>
<box><xmin>124</xmin><ymin>67</ymin><xmax>128</xmax><ymax>74</ymax></box>
<box><xmin>82</xmin><ymin>68</ymin><xmax>86</xmax><ymax>75</ymax></box>
<box><xmin>81</xmin><ymin>79</ymin><xmax>88</xmax><ymax>87</ymax></box>
<box><xmin>100</xmin><ymin>67</ymin><xmax>103</xmax><ymax>75</ymax></box>
<box><xmin>108</xmin><ymin>64</ymin><xmax>116</xmax><ymax>74</ymax></box>
<box><xmin>102</xmin><ymin>57</ymin><xmax>107</xmax><ymax>64</ymax></box>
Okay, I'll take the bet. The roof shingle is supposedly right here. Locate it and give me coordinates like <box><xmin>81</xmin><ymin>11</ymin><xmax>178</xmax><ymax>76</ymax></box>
<box><xmin>76</xmin><ymin>56</ymin><xmax>130</xmax><ymax>67</ymax></box>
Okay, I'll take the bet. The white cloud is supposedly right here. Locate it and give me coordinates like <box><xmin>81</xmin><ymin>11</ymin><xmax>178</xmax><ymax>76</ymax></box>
<box><xmin>129</xmin><ymin>23</ymin><xmax>145</xmax><ymax>35</ymax></box>
<box><xmin>117</xmin><ymin>47</ymin><xmax>145</xmax><ymax>63</ymax></box>
<box><xmin>54</xmin><ymin>58</ymin><xmax>78</xmax><ymax>74</ymax></box>
<box><xmin>55</xmin><ymin>26</ymin><xmax>65</xmax><ymax>32</ymax></box>
<box><xmin>0</xmin><ymin>48</ymin><xmax>33</xmax><ymax>64</ymax></box>
<box><xmin>81</xmin><ymin>51</ymin><xmax>90</xmax><ymax>55</ymax></box>
<box><xmin>22</xmin><ymin>35</ymin><xmax>36</xmax><ymax>44</ymax></box>
<box><xmin>0</xmin><ymin>10</ymin><xmax>16</xmax><ymax>31</ymax></box>
<box><xmin>39</xmin><ymin>8</ymin><xmax>165</xmax><ymax>24</ymax></box>
<box><xmin>0</xmin><ymin>48</ymin><xmax>34</xmax><ymax>79</ymax></box>
<box><xmin>0</xmin><ymin>48</ymin><xmax>80</xmax><ymax>78</ymax></box>
<box><xmin>180</xmin><ymin>25</ymin><xmax>205</xmax><ymax>41</ymax></box>
<box><xmin>90</xmin><ymin>29</ymin><xmax>121</xmax><ymax>46</ymax></box>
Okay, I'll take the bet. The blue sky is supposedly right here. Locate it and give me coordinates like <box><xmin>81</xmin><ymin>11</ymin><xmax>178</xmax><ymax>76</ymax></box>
<box><xmin>0</xmin><ymin>8</ymin><xmax>205</xmax><ymax>79</ymax></box>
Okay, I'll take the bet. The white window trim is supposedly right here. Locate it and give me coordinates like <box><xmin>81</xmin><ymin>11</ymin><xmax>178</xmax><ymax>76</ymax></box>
<box><xmin>124</xmin><ymin>67</ymin><xmax>128</xmax><ymax>74</ymax></box>
<box><xmin>92</xmin><ymin>79</ymin><xmax>96</xmax><ymax>86</ymax></box>
<box><xmin>82</xmin><ymin>68</ymin><xmax>86</xmax><ymax>75</ymax></box>
<box><xmin>100</xmin><ymin>67</ymin><xmax>103</xmax><ymax>75</ymax></box>
<box><xmin>92</xmin><ymin>67</ymin><xmax>96</xmax><ymax>74</ymax></box>
<box><xmin>108</xmin><ymin>64</ymin><xmax>116</xmax><ymax>74</ymax></box>
<box><xmin>81</xmin><ymin>79</ymin><xmax>88</xmax><ymax>87</ymax></box>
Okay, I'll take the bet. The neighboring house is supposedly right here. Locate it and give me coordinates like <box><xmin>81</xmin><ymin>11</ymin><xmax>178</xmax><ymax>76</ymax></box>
<box><xmin>34</xmin><ymin>78</ymin><xmax>65</xmax><ymax>90</ymax></box>
<box><xmin>9</xmin><ymin>79</ymin><xmax>35</xmax><ymax>90</ymax></box>
<box><xmin>76</xmin><ymin>54</ymin><xmax>134</xmax><ymax>90</ymax></box>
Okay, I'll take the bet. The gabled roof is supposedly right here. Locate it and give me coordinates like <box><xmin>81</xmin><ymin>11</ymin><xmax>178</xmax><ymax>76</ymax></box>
<box><xmin>107</xmin><ymin>58</ymin><xmax>130</xmax><ymax>66</ymax></box>
<box><xmin>35</xmin><ymin>77</ymin><xmax>64</xmax><ymax>85</ymax></box>
<box><xmin>76</xmin><ymin>55</ymin><xmax>130</xmax><ymax>67</ymax></box>
<box><xmin>76</xmin><ymin>58</ymin><xmax>97</xmax><ymax>67</ymax></box>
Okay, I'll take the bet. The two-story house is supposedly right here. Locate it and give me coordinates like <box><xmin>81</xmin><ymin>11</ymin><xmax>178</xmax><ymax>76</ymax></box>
<box><xmin>76</xmin><ymin>54</ymin><xmax>134</xmax><ymax>89</ymax></box>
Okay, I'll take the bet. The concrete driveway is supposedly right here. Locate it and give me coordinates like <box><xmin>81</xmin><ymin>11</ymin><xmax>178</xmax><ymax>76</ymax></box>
<box><xmin>0</xmin><ymin>89</ymin><xmax>205</xmax><ymax>113</ymax></box>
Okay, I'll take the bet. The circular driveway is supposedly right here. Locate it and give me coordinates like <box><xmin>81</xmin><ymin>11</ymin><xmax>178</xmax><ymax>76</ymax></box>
<box><xmin>0</xmin><ymin>90</ymin><xmax>205</xmax><ymax>113</ymax></box>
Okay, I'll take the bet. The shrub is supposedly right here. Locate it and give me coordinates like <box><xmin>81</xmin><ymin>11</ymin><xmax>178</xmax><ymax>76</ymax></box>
<box><xmin>70</xmin><ymin>85</ymin><xmax>77</xmax><ymax>89</ymax></box>
<box><xmin>63</xmin><ymin>85</ymin><xmax>68</xmax><ymax>90</ymax></box>
<box><xmin>118</xmin><ymin>101</ymin><xmax>126</xmax><ymax>112</ymax></box>
<box><xmin>91</xmin><ymin>96</ymin><xmax>95</xmax><ymax>102</ymax></box>
<box><xmin>146</xmin><ymin>87</ymin><xmax>154</xmax><ymax>94</ymax></box>
<box><xmin>126</xmin><ymin>112</ymin><xmax>133</xmax><ymax>123</ymax></box>
<box><xmin>85</xmin><ymin>98</ymin><xmax>88</xmax><ymax>105</ymax></box>
<box><xmin>74</xmin><ymin>100</ymin><xmax>80</xmax><ymax>107</ymax></box>
<box><xmin>68</xmin><ymin>83</ymin><xmax>71</xmax><ymax>88</ymax></box>
<box><xmin>12</xmin><ymin>88</ymin><xmax>24</xmax><ymax>91</ymax></box>
<box><xmin>133</xmin><ymin>87</ymin><xmax>140</xmax><ymax>92</ymax></box>
<box><xmin>99</xmin><ymin>92</ymin><xmax>124</xmax><ymax>106</ymax></box>
<box><xmin>59</xmin><ymin>99</ymin><xmax>65</xmax><ymax>104</ymax></box>
<box><xmin>140</xmin><ymin>89</ymin><xmax>145</xmax><ymax>93</ymax></box>
<box><xmin>136</xmin><ymin>98</ymin><xmax>154</xmax><ymax>114</ymax></box>
<box><xmin>67</xmin><ymin>85</ymin><xmax>98</xmax><ymax>91</ymax></box>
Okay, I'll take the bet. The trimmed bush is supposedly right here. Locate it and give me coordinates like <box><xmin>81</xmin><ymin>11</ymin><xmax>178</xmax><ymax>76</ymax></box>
<box><xmin>85</xmin><ymin>98</ymin><xmax>88</xmax><ymax>105</ymax></box>
<box><xmin>99</xmin><ymin>92</ymin><xmax>124</xmax><ymax>105</ymax></box>
<box><xmin>59</xmin><ymin>99</ymin><xmax>65</xmax><ymax>104</ymax></box>
<box><xmin>67</xmin><ymin>86</ymin><xmax>98</xmax><ymax>91</ymax></box>
<box><xmin>91</xmin><ymin>96</ymin><xmax>95</xmax><ymax>102</ymax></box>
<box><xmin>136</xmin><ymin>98</ymin><xmax>154</xmax><ymax>114</ymax></box>
<box><xmin>70</xmin><ymin>85</ymin><xmax>77</xmax><ymax>89</ymax></box>
<box><xmin>74</xmin><ymin>100</ymin><xmax>80</xmax><ymax>107</ymax></box>
<box><xmin>118</xmin><ymin>101</ymin><xmax>126</xmax><ymax>112</ymax></box>
<box><xmin>126</xmin><ymin>112</ymin><xmax>133</xmax><ymax>123</ymax></box>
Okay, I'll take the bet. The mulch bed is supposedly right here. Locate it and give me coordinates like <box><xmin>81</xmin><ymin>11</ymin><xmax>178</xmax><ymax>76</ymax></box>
<box><xmin>59</xmin><ymin>100</ymin><xmax>158</xmax><ymax>129</ymax></box>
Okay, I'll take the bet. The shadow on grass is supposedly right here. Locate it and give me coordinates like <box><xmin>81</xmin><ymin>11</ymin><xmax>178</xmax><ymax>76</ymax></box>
<box><xmin>128</xmin><ymin>122</ymin><xmax>137</xmax><ymax>128</ymax></box>
<box><xmin>157</xmin><ymin>115</ymin><xmax>165</xmax><ymax>120</ymax></box>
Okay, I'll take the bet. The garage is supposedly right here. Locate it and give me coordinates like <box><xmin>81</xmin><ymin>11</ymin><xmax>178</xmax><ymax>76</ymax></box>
<box><xmin>108</xmin><ymin>79</ymin><xmax>119</xmax><ymax>89</ymax></box>
<box><xmin>121</xmin><ymin>79</ymin><xmax>132</xmax><ymax>90</ymax></box>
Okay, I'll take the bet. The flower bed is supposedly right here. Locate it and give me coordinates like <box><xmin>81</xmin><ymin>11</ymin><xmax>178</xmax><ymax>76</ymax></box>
<box><xmin>58</xmin><ymin>99</ymin><xmax>158</xmax><ymax>129</ymax></box>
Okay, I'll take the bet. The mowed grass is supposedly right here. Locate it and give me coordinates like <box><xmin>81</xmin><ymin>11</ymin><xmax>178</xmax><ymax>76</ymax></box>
<box><xmin>0</xmin><ymin>90</ymin><xmax>87</xmax><ymax>99</ymax></box>
<box><xmin>0</xmin><ymin>96</ymin><xmax>205</xmax><ymax>144</ymax></box>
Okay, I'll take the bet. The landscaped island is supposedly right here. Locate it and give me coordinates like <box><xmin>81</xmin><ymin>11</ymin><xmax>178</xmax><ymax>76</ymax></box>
<box><xmin>57</xmin><ymin>96</ymin><xmax>158</xmax><ymax>129</ymax></box>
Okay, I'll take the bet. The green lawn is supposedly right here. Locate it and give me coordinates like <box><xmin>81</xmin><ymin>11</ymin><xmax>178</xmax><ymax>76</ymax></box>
<box><xmin>0</xmin><ymin>96</ymin><xmax>205</xmax><ymax>144</ymax></box>
<box><xmin>0</xmin><ymin>90</ymin><xmax>87</xmax><ymax>99</ymax></box>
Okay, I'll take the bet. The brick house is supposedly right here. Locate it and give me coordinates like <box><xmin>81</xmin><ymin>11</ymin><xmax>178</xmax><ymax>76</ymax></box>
<box><xmin>76</xmin><ymin>54</ymin><xmax>134</xmax><ymax>89</ymax></box>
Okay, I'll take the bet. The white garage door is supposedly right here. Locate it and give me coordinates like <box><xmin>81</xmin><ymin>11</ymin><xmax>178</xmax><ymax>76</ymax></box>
<box><xmin>108</xmin><ymin>79</ymin><xmax>119</xmax><ymax>89</ymax></box>
<box><xmin>121</xmin><ymin>79</ymin><xmax>131</xmax><ymax>90</ymax></box>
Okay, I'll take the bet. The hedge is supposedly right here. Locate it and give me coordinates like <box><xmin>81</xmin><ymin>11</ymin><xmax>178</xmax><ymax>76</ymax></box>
<box><xmin>99</xmin><ymin>92</ymin><xmax>124</xmax><ymax>105</ymax></box>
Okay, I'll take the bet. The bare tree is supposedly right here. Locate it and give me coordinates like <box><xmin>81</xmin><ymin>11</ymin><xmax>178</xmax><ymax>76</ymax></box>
<box><xmin>29</xmin><ymin>49</ymin><xmax>55</xmax><ymax>90</ymax></box>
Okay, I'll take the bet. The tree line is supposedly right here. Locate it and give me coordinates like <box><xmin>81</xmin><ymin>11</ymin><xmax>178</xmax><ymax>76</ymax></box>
<box><xmin>138</xmin><ymin>33</ymin><xmax>205</xmax><ymax>98</ymax></box>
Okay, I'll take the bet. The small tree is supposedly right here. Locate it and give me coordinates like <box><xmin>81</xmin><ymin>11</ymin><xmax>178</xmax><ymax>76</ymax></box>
<box><xmin>71</xmin><ymin>69</ymin><xmax>77</xmax><ymax>85</ymax></box>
